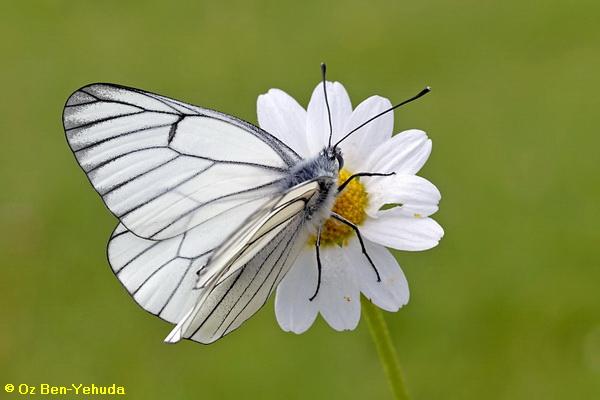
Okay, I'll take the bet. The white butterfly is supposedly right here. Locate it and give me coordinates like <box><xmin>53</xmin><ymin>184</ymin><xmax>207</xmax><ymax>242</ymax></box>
<box><xmin>63</xmin><ymin>65</ymin><xmax>430</xmax><ymax>344</ymax></box>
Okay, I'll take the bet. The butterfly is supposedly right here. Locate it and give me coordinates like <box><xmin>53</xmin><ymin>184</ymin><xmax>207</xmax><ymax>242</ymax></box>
<box><xmin>63</xmin><ymin>64</ymin><xmax>430</xmax><ymax>343</ymax></box>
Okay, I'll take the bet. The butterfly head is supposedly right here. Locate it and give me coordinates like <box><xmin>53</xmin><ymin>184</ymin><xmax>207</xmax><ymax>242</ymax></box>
<box><xmin>322</xmin><ymin>146</ymin><xmax>344</xmax><ymax>172</ymax></box>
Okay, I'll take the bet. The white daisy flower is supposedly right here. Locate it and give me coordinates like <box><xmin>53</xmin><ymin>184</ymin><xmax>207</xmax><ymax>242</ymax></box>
<box><xmin>257</xmin><ymin>81</ymin><xmax>444</xmax><ymax>334</ymax></box>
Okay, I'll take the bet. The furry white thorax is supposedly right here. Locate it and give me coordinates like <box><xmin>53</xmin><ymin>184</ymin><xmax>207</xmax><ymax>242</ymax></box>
<box><xmin>281</xmin><ymin>147</ymin><xmax>343</xmax><ymax>233</ymax></box>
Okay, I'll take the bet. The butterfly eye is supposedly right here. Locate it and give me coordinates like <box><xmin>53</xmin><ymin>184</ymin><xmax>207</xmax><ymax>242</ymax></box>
<box><xmin>336</xmin><ymin>153</ymin><xmax>344</xmax><ymax>170</ymax></box>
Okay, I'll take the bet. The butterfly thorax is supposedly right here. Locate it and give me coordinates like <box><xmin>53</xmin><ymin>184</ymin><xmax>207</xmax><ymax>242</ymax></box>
<box><xmin>282</xmin><ymin>147</ymin><xmax>342</xmax><ymax>229</ymax></box>
<box><xmin>283</xmin><ymin>147</ymin><xmax>341</xmax><ymax>187</ymax></box>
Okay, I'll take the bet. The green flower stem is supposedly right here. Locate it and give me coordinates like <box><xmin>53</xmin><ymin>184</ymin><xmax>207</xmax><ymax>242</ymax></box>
<box><xmin>361</xmin><ymin>296</ymin><xmax>411</xmax><ymax>400</ymax></box>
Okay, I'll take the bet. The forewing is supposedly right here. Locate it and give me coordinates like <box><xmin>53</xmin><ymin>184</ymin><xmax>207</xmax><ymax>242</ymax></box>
<box><xmin>64</xmin><ymin>83</ymin><xmax>301</xmax><ymax>240</ymax></box>
<box><xmin>165</xmin><ymin>181</ymin><xmax>319</xmax><ymax>344</ymax></box>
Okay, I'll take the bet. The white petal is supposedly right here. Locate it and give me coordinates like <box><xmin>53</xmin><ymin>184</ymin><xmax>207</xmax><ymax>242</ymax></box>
<box><xmin>275</xmin><ymin>248</ymin><xmax>319</xmax><ymax>334</ymax></box>
<box><xmin>315</xmin><ymin>245</ymin><xmax>361</xmax><ymax>331</ymax></box>
<box><xmin>364</xmin><ymin>129</ymin><xmax>432</xmax><ymax>175</ymax></box>
<box><xmin>346</xmin><ymin>239</ymin><xmax>409</xmax><ymax>311</ymax></box>
<box><xmin>306</xmin><ymin>81</ymin><xmax>352</xmax><ymax>155</ymax></box>
<box><xmin>257</xmin><ymin>88</ymin><xmax>310</xmax><ymax>157</ymax></box>
<box><xmin>340</xmin><ymin>96</ymin><xmax>393</xmax><ymax>171</ymax></box>
<box><xmin>361</xmin><ymin>215</ymin><xmax>444</xmax><ymax>251</ymax></box>
<box><xmin>365</xmin><ymin>174</ymin><xmax>441</xmax><ymax>218</ymax></box>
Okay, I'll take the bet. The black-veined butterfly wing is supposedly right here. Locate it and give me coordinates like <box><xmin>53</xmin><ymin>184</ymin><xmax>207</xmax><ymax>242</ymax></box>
<box><xmin>63</xmin><ymin>83</ymin><xmax>301</xmax><ymax>240</ymax></box>
<box><xmin>107</xmin><ymin>223</ymin><xmax>213</xmax><ymax>324</ymax></box>
<box><xmin>165</xmin><ymin>180</ymin><xmax>319</xmax><ymax>343</ymax></box>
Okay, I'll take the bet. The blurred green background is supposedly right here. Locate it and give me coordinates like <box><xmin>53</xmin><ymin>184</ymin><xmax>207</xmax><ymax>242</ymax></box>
<box><xmin>1</xmin><ymin>0</ymin><xmax>599</xmax><ymax>399</ymax></box>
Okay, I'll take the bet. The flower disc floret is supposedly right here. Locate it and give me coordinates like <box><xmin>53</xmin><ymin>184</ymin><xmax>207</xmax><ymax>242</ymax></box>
<box><xmin>319</xmin><ymin>169</ymin><xmax>368</xmax><ymax>246</ymax></box>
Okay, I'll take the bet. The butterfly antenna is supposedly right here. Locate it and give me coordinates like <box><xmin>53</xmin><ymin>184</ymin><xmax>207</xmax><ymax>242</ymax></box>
<box><xmin>321</xmin><ymin>63</ymin><xmax>334</xmax><ymax>148</ymax></box>
<box><xmin>334</xmin><ymin>86</ymin><xmax>431</xmax><ymax>148</ymax></box>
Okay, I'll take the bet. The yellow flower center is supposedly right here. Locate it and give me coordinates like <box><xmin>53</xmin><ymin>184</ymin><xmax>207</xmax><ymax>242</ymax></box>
<box><xmin>317</xmin><ymin>169</ymin><xmax>369</xmax><ymax>247</ymax></box>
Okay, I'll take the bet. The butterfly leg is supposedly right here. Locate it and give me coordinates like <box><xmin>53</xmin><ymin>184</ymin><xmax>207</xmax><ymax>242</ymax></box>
<box><xmin>337</xmin><ymin>172</ymin><xmax>395</xmax><ymax>193</ymax></box>
<box><xmin>331</xmin><ymin>213</ymin><xmax>381</xmax><ymax>282</ymax></box>
<box><xmin>309</xmin><ymin>227</ymin><xmax>323</xmax><ymax>301</ymax></box>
